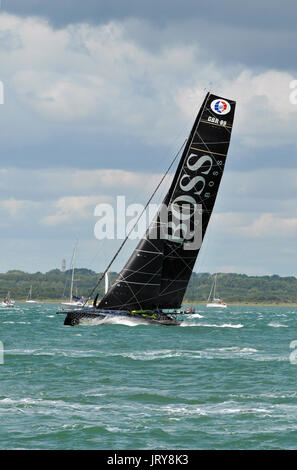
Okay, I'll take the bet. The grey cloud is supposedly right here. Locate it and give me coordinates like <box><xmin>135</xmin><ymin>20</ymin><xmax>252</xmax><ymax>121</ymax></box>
<box><xmin>0</xmin><ymin>4</ymin><xmax>296</xmax><ymax>275</ymax></box>
<box><xmin>3</xmin><ymin>1</ymin><xmax>297</xmax><ymax>70</ymax></box>
<box><xmin>123</xmin><ymin>18</ymin><xmax>297</xmax><ymax>71</ymax></box>
<box><xmin>3</xmin><ymin>0</ymin><xmax>297</xmax><ymax>30</ymax></box>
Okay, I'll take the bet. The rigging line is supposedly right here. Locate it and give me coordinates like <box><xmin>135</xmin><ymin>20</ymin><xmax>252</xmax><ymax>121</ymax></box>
<box><xmin>158</xmin><ymin>228</ymin><xmax>209</xmax><ymax>296</ymax></box>
<box><xmin>155</xmin><ymin>139</ymin><xmax>234</xmax><ymax>297</ymax></box>
<box><xmin>105</xmin><ymin>282</ymin><xmax>191</xmax><ymax>309</ymax></box>
<box><xmin>105</xmin><ymin>235</ymin><xmax>165</xmax><ymax>308</ymax></box>
<box><xmin>122</xmin><ymin>269</ymin><xmax>161</xmax><ymax>308</ymax></box>
<box><xmin>102</xmin><ymin>245</ymin><xmax>164</xmax><ymax>309</ymax></box>
<box><xmin>101</xmin><ymin>241</ymin><xmax>164</xmax><ymax>308</ymax></box>
<box><xmin>99</xmin><ymin>216</ymin><xmax>164</xmax><ymax>292</ymax></box>
<box><xmin>83</xmin><ymin>138</ymin><xmax>187</xmax><ymax>306</ymax></box>
<box><xmin>85</xmin><ymin>113</ymin><xmax>190</xmax><ymax>272</ymax></box>
<box><xmin>194</xmin><ymin>140</ymin><xmax>230</xmax><ymax>145</ymax></box>
<box><xmin>197</xmin><ymin>130</ymin><xmax>226</xmax><ymax>173</ymax></box>
<box><xmin>159</xmin><ymin>255</ymin><xmax>194</xmax><ymax>296</ymax></box>
<box><xmin>108</xmin><ymin>256</ymin><xmax>163</xmax><ymax>308</ymax></box>
<box><xmin>151</xmin><ymin>243</ymin><xmax>195</xmax><ymax>298</ymax></box>
<box><xmin>103</xmin><ymin>187</ymin><xmax>205</xmax><ymax>309</ymax></box>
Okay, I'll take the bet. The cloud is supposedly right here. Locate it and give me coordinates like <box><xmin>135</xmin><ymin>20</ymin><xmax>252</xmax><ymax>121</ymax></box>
<box><xmin>0</xmin><ymin>12</ymin><xmax>296</xmax><ymax>173</ymax></box>
<box><xmin>0</xmin><ymin>9</ymin><xmax>296</xmax><ymax>275</ymax></box>
<box><xmin>178</xmin><ymin>69</ymin><xmax>297</xmax><ymax>149</ymax></box>
<box><xmin>0</xmin><ymin>166</ymin><xmax>166</xmax><ymax>202</ymax></box>
<box><xmin>3</xmin><ymin>0</ymin><xmax>297</xmax><ymax>32</ymax></box>
<box><xmin>236</xmin><ymin>213</ymin><xmax>297</xmax><ymax>239</ymax></box>
<box><xmin>210</xmin><ymin>208</ymin><xmax>297</xmax><ymax>240</ymax></box>
<box><xmin>0</xmin><ymin>197</ymin><xmax>26</xmax><ymax>216</ymax></box>
<box><xmin>41</xmin><ymin>195</ymin><xmax>111</xmax><ymax>225</ymax></box>
<box><xmin>0</xmin><ymin>197</ymin><xmax>40</xmax><ymax>217</ymax></box>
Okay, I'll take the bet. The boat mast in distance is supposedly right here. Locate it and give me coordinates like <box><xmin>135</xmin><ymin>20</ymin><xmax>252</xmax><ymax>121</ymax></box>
<box><xmin>60</xmin><ymin>241</ymin><xmax>90</xmax><ymax>308</ymax></box>
<box><xmin>26</xmin><ymin>285</ymin><xmax>37</xmax><ymax>303</ymax></box>
<box><xmin>206</xmin><ymin>273</ymin><xmax>227</xmax><ymax>308</ymax></box>
<box><xmin>104</xmin><ymin>272</ymin><xmax>109</xmax><ymax>295</ymax></box>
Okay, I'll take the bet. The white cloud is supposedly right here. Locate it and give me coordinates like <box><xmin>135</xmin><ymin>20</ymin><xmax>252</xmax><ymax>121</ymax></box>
<box><xmin>41</xmin><ymin>195</ymin><xmax>111</xmax><ymax>225</ymax></box>
<box><xmin>179</xmin><ymin>69</ymin><xmax>297</xmax><ymax>148</ymax></box>
<box><xmin>69</xmin><ymin>169</ymin><xmax>163</xmax><ymax>192</ymax></box>
<box><xmin>0</xmin><ymin>166</ymin><xmax>167</xmax><ymax>202</ymax></box>
<box><xmin>1</xmin><ymin>12</ymin><xmax>296</xmax><ymax>150</ymax></box>
<box><xmin>236</xmin><ymin>213</ymin><xmax>297</xmax><ymax>238</ymax></box>
<box><xmin>0</xmin><ymin>197</ymin><xmax>40</xmax><ymax>217</ymax></box>
<box><xmin>0</xmin><ymin>12</ymin><xmax>296</xmax><ymax>274</ymax></box>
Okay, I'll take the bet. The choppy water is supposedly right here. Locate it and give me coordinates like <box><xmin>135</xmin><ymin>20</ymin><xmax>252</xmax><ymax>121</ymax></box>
<box><xmin>1</xmin><ymin>303</ymin><xmax>297</xmax><ymax>449</ymax></box>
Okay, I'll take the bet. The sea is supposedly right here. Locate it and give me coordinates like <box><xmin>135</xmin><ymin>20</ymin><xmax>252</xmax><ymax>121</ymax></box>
<box><xmin>1</xmin><ymin>303</ymin><xmax>297</xmax><ymax>450</ymax></box>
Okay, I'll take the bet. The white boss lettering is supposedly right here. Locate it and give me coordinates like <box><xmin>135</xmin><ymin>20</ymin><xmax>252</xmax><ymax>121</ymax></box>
<box><xmin>168</xmin><ymin>153</ymin><xmax>214</xmax><ymax>244</ymax></box>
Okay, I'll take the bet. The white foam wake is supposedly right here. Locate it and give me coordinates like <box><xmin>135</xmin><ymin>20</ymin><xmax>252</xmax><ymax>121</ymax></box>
<box><xmin>81</xmin><ymin>315</ymin><xmax>148</xmax><ymax>327</ymax></box>
<box><xmin>180</xmin><ymin>322</ymin><xmax>244</xmax><ymax>328</ymax></box>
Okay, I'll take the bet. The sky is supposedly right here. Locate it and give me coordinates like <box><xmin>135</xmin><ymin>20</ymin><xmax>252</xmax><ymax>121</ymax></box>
<box><xmin>0</xmin><ymin>0</ymin><xmax>297</xmax><ymax>276</ymax></box>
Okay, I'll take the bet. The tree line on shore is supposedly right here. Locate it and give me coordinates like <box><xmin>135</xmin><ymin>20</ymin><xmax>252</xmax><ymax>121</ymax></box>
<box><xmin>0</xmin><ymin>269</ymin><xmax>297</xmax><ymax>304</ymax></box>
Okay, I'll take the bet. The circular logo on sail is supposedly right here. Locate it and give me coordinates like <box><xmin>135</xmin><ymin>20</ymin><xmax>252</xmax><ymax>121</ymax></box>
<box><xmin>210</xmin><ymin>99</ymin><xmax>231</xmax><ymax>115</ymax></box>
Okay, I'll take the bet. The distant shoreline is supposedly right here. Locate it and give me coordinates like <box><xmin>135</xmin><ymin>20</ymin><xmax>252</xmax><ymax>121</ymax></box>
<box><xmin>184</xmin><ymin>301</ymin><xmax>297</xmax><ymax>306</ymax></box>
<box><xmin>2</xmin><ymin>271</ymin><xmax>297</xmax><ymax>305</ymax></box>
<box><xmin>13</xmin><ymin>299</ymin><xmax>297</xmax><ymax>307</ymax></box>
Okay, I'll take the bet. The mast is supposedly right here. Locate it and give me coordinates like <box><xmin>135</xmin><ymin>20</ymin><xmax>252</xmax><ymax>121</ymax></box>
<box><xmin>69</xmin><ymin>242</ymin><xmax>78</xmax><ymax>303</ymax></box>
<box><xmin>104</xmin><ymin>272</ymin><xmax>109</xmax><ymax>295</ymax></box>
<box><xmin>27</xmin><ymin>285</ymin><xmax>32</xmax><ymax>301</ymax></box>
<box><xmin>207</xmin><ymin>276</ymin><xmax>214</xmax><ymax>302</ymax></box>
<box><xmin>213</xmin><ymin>274</ymin><xmax>217</xmax><ymax>300</ymax></box>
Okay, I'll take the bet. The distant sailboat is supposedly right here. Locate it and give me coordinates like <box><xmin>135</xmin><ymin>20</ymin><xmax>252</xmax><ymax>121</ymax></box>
<box><xmin>61</xmin><ymin>242</ymin><xmax>91</xmax><ymax>308</ymax></box>
<box><xmin>58</xmin><ymin>92</ymin><xmax>236</xmax><ymax>326</ymax></box>
<box><xmin>0</xmin><ymin>291</ymin><xmax>15</xmax><ymax>308</ymax></box>
<box><xmin>26</xmin><ymin>285</ymin><xmax>37</xmax><ymax>303</ymax></box>
<box><xmin>206</xmin><ymin>274</ymin><xmax>227</xmax><ymax>308</ymax></box>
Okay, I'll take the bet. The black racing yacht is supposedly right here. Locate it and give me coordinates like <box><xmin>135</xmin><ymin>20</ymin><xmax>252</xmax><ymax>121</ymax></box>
<box><xmin>58</xmin><ymin>92</ymin><xmax>236</xmax><ymax>326</ymax></box>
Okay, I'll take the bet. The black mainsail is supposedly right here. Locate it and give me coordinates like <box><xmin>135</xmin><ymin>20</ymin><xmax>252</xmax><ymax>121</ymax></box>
<box><xmin>97</xmin><ymin>92</ymin><xmax>236</xmax><ymax>311</ymax></box>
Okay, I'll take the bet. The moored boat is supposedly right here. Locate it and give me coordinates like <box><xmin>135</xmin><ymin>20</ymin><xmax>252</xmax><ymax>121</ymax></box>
<box><xmin>26</xmin><ymin>285</ymin><xmax>37</xmax><ymax>303</ymax></box>
<box><xmin>206</xmin><ymin>274</ymin><xmax>227</xmax><ymax>308</ymax></box>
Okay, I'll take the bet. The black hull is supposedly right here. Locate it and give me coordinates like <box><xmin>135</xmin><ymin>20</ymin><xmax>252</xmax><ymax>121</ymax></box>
<box><xmin>57</xmin><ymin>308</ymin><xmax>181</xmax><ymax>326</ymax></box>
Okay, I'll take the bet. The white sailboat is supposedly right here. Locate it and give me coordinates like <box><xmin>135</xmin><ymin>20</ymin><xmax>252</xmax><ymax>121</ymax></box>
<box><xmin>206</xmin><ymin>274</ymin><xmax>227</xmax><ymax>308</ymax></box>
<box><xmin>61</xmin><ymin>242</ymin><xmax>91</xmax><ymax>309</ymax></box>
<box><xmin>26</xmin><ymin>285</ymin><xmax>37</xmax><ymax>303</ymax></box>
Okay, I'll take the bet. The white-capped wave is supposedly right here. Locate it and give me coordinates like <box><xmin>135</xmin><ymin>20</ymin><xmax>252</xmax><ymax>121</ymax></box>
<box><xmin>268</xmin><ymin>322</ymin><xmax>288</xmax><ymax>328</ymax></box>
<box><xmin>162</xmin><ymin>402</ymin><xmax>274</xmax><ymax>417</ymax></box>
<box><xmin>180</xmin><ymin>322</ymin><xmax>243</xmax><ymax>328</ymax></box>
<box><xmin>121</xmin><ymin>349</ymin><xmax>182</xmax><ymax>361</ymax></box>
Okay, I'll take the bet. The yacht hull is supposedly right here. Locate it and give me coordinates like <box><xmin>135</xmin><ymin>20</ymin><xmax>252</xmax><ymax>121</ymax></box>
<box><xmin>57</xmin><ymin>308</ymin><xmax>181</xmax><ymax>326</ymax></box>
<box><xmin>206</xmin><ymin>303</ymin><xmax>227</xmax><ymax>308</ymax></box>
